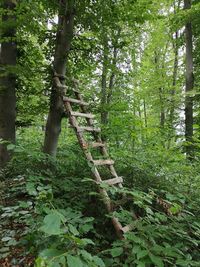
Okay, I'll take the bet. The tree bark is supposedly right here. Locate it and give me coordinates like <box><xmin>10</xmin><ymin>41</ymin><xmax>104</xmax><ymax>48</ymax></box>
<box><xmin>154</xmin><ymin>51</ymin><xmax>166</xmax><ymax>132</ymax></box>
<box><xmin>107</xmin><ymin>45</ymin><xmax>118</xmax><ymax>113</ymax></box>
<box><xmin>43</xmin><ymin>0</ymin><xmax>75</xmax><ymax>156</ymax></box>
<box><xmin>159</xmin><ymin>88</ymin><xmax>165</xmax><ymax>129</ymax></box>
<box><xmin>169</xmin><ymin>30</ymin><xmax>179</xmax><ymax>130</ymax></box>
<box><xmin>0</xmin><ymin>0</ymin><xmax>17</xmax><ymax>168</ymax></box>
<box><xmin>143</xmin><ymin>99</ymin><xmax>147</xmax><ymax>128</ymax></box>
<box><xmin>101</xmin><ymin>36</ymin><xmax>109</xmax><ymax>125</ymax></box>
<box><xmin>184</xmin><ymin>0</ymin><xmax>194</xmax><ymax>160</ymax></box>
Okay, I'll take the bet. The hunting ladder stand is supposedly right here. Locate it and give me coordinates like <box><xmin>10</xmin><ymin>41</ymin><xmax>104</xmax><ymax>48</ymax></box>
<box><xmin>54</xmin><ymin>73</ymin><xmax>133</xmax><ymax>239</ymax></box>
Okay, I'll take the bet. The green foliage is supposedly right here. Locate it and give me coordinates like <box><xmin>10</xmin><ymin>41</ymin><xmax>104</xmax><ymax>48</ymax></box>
<box><xmin>1</xmin><ymin>127</ymin><xmax>200</xmax><ymax>266</ymax></box>
<box><xmin>1</xmin><ymin>0</ymin><xmax>200</xmax><ymax>266</ymax></box>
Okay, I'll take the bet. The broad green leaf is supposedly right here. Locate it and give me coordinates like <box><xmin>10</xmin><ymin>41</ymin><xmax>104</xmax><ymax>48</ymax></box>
<box><xmin>93</xmin><ymin>256</ymin><xmax>105</xmax><ymax>267</ymax></box>
<box><xmin>136</xmin><ymin>261</ymin><xmax>146</xmax><ymax>267</ymax></box>
<box><xmin>40</xmin><ymin>248</ymin><xmax>64</xmax><ymax>259</ymax></box>
<box><xmin>81</xmin><ymin>238</ymin><xmax>95</xmax><ymax>245</ymax></box>
<box><xmin>2</xmin><ymin>236</ymin><xmax>12</xmax><ymax>242</ymax></box>
<box><xmin>80</xmin><ymin>250</ymin><xmax>93</xmax><ymax>261</ymax></box>
<box><xmin>26</xmin><ymin>182</ymin><xmax>37</xmax><ymax>196</ymax></box>
<box><xmin>49</xmin><ymin>262</ymin><xmax>60</xmax><ymax>267</ymax></box>
<box><xmin>126</xmin><ymin>233</ymin><xmax>142</xmax><ymax>244</ymax></box>
<box><xmin>68</xmin><ymin>224</ymin><xmax>79</xmax><ymax>235</ymax></box>
<box><xmin>149</xmin><ymin>254</ymin><xmax>164</xmax><ymax>267</ymax></box>
<box><xmin>7</xmin><ymin>144</ymin><xmax>15</xmax><ymax>151</ymax></box>
<box><xmin>67</xmin><ymin>255</ymin><xmax>83</xmax><ymax>267</ymax></box>
<box><xmin>137</xmin><ymin>250</ymin><xmax>148</xmax><ymax>259</ymax></box>
<box><xmin>40</xmin><ymin>213</ymin><xmax>62</xmax><ymax>235</ymax></box>
<box><xmin>110</xmin><ymin>247</ymin><xmax>123</xmax><ymax>257</ymax></box>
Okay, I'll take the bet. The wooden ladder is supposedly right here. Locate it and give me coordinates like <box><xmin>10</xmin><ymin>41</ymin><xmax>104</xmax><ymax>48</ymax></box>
<box><xmin>54</xmin><ymin>75</ymin><xmax>132</xmax><ymax>239</ymax></box>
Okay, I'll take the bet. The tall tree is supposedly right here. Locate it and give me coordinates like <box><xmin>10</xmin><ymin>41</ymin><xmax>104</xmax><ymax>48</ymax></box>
<box><xmin>43</xmin><ymin>0</ymin><xmax>75</xmax><ymax>156</ymax></box>
<box><xmin>0</xmin><ymin>0</ymin><xmax>17</xmax><ymax>167</ymax></box>
<box><xmin>184</xmin><ymin>0</ymin><xmax>194</xmax><ymax>160</ymax></box>
<box><xmin>100</xmin><ymin>35</ymin><xmax>109</xmax><ymax>126</ymax></box>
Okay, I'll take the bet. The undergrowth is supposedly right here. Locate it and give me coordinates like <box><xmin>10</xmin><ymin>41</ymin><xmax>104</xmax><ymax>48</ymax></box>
<box><xmin>0</xmin><ymin>127</ymin><xmax>200</xmax><ymax>266</ymax></box>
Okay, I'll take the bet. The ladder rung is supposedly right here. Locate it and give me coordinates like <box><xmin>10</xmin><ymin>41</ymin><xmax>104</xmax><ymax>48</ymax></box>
<box><xmin>63</xmin><ymin>97</ymin><xmax>89</xmax><ymax>106</ymax></box>
<box><xmin>121</xmin><ymin>224</ymin><xmax>134</xmax><ymax>233</ymax></box>
<box><xmin>72</xmin><ymin>88</ymin><xmax>81</xmax><ymax>94</ymax></box>
<box><xmin>102</xmin><ymin>177</ymin><xmax>123</xmax><ymax>185</ymax></box>
<box><xmin>76</xmin><ymin>126</ymin><xmax>101</xmax><ymax>133</ymax></box>
<box><xmin>90</xmin><ymin>142</ymin><xmax>106</xmax><ymax>148</ymax></box>
<box><xmin>70</xmin><ymin>111</ymin><xmax>94</xmax><ymax>119</ymax></box>
<box><xmin>93</xmin><ymin>159</ymin><xmax>114</xmax><ymax>166</ymax></box>
<box><xmin>56</xmin><ymin>84</ymin><xmax>67</xmax><ymax>89</ymax></box>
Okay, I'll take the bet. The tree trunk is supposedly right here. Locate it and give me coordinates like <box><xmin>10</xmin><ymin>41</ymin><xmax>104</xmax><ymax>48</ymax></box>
<box><xmin>101</xmin><ymin>36</ymin><xmax>109</xmax><ymax>125</ymax></box>
<box><xmin>107</xmin><ymin>45</ymin><xmax>118</xmax><ymax>115</ymax></box>
<box><xmin>159</xmin><ymin>88</ymin><xmax>165</xmax><ymax>129</ymax></box>
<box><xmin>0</xmin><ymin>0</ymin><xmax>17</xmax><ymax>168</ymax></box>
<box><xmin>184</xmin><ymin>0</ymin><xmax>194</xmax><ymax>160</ymax></box>
<box><xmin>43</xmin><ymin>0</ymin><xmax>75</xmax><ymax>156</ymax></box>
<box><xmin>143</xmin><ymin>99</ymin><xmax>147</xmax><ymax>128</ymax></box>
<box><xmin>169</xmin><ymin>30</ymin><xmax>179</xmax><ymax>130</ymax></box>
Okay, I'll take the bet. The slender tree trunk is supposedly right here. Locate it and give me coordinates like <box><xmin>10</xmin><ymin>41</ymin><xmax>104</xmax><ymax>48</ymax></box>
<box><xmin>101</xmin><ymin>36</ymin><xmax>108</xmax><ymax>125</ymax></box>
<box><xmin>184</xmin><ymin>0</ymin><xmax>194</xmax><ymax>160</ymax></box>
<box><xmin>159</xmin><ymin>88</ymin><xmax>165</xmax><ymax>129</ymax></box>
<box><xmin>0</xmin><ymin>0</ymin><xmax>17</xmax><ymax>168</ymax></box>
<box><xmin>169</xmin><ymin>31</ymin><xmax>179</xmax><ymax>129</ymax></box>
<box><xmin>106</xmin><ymin>45</ymin><xmax>118</xmax><ymax>122</ymax></box>
<box><xmin>167</xmin><ymin>1</ymin><xmax>180</xmax><ymax>149</ymax></box>
<box><xmin>138</xmin><ymin>102</ymin><xmax>144</xmax><ymax>143</ymax></box>
<box><xmin>143</xmin><ymin>99</ymin><xmax>147</xmax><ymax>128</ymax></box>
<box><xmin>43</xmin><ymin>0</ymin><xmax>75</xmax><ymax>156</ymax></box>
<box><xmin>169</xmin><ymin>0</ymin><xmax>180</xmax><ymax>130</ymax></box>
<box><xmin>154</xmin><ymin>52</ymin><xmax>166</xmax><ymax>132</ymax></box>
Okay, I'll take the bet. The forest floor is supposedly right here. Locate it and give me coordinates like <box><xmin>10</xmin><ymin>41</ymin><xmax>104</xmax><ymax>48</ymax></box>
<box><xmin>0</xmin><ymin>178</ymin><xmax>35</xmax><ymax>267</ymax></box>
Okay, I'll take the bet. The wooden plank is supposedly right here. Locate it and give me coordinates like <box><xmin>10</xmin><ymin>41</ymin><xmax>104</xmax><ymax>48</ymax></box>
<box><xmin>93</xmin><ymin>159</ymin><xmax>114</xmax><ymax>166</ymax></box>
<box><xmin>63</xmin><ymin>97</ymin><xmax>89</xmax><ymax>106</ymax></box>
<box><xmin>121</xmin><ymin>224</ymin><xmax>135</xmax><ymax>233</ymax></box>
<box><xmin>111</xmin><ymin>217</ymin><xmax>124</xmax><ymax>239</ymax></box>
<box><xmin>81</xmin><ymin>142</ymin><xmax>105</xmax><ymax>150</ymax></box>
<box><xmin>56</xmin><ymin>84</ymin><xmax>68</xmax><ymax>89</ymax></box>
<box><xmin>72</xmin><ymin>88</ymin><xmax>81</xmax><ymax>94</ymax></box>
<box><xmin>102</xmin><ymin>177</ymin><xmax>123</xmax><ymax>185</ymax></box>
<box><xmin>90</xmin><ymin>142</ymin><xmax>106</xmax><ymax>148</ymax></box>
<box><xmin>76</xmin><ymin>126</ymin><xmax>101</xmax><ymax>133</ymax></box>
<box><xmin>70</xmin><ymin>111</ymin><xmax>94</xmax><ymax>119</ymax></box>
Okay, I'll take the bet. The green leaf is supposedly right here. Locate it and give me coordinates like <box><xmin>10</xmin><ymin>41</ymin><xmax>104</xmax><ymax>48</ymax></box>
<box><xmin>126</xmin><ymin>233</ymin><xmax>142</xmax><ymax>244</ymax></box>
<box><xmin>169</xmin><ymin>203</ymin><xmax>182</xmax><ymax>215</ymax></box>
<box><xmin>149</xmin><ymin>254</ymin><xmax>164</xmax><ymax>267</ymax></box>
<box><xmin>40</xmin><ymin>213</ymin><xmax>62</xmax><ymax>236</ymax></box>
<box><xmin>26</xmin><ymin>182</ymin><xmax>37</xmax><ymax>196</ymax></box>
<box><xmin>1</xmin><ymin>236</ymin><xmax>12</xmax><ymax>242</ymax></box>
<box><xmin>49</xmin><ymin>262</ymin><xmax>60</xmax><ymax>267</ymax></box>
<box><xmin>81</xmin><ymin>238</ymin><xmax>95</xmax><ymax>245</ymax></box>
<box><xmin>80</xmin><ymin>250</ymin><xmax>93</xmax><ymax>261</ymax></box>
<box><xmin>137</xmin><ymin>250</ymin><xmax>148</xmax><ymax>259</ymax></box>
<box><xmin>93</xmin><ymin>256</ymin><xmax>105</xmax><ymax>267</ymax></box>
<box><xmin>136</xmin><ymin>261</ymin><xmax>146</xmax><ymax>267</ymax></box>
<box><xmin>40</xmin><ymin>248</ymin><xmax>64</xmax><ymax>259</ymax></box>
<box><xmin>110</xmin><ymin>247</ymin><xmax>123</xmax><ymax>257</ymax></box>
<box><xmin>67</xmin><ymin>255</ymin><xmax>83</xmax><ymax>267</ymax></box>
<box><xmin>34</xmin><ymin>257</ymin><xmax>45</xmax><ymax>267</ymax></box>
<box><xmin>7</xmin><ymin>144</ymin><xmax>15</xmax><ymax>151</ymax></box>
<box><xmin>68</xmin><ymin>224</ymin><xmax>79</xmax><ymax>236</ymax></box>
